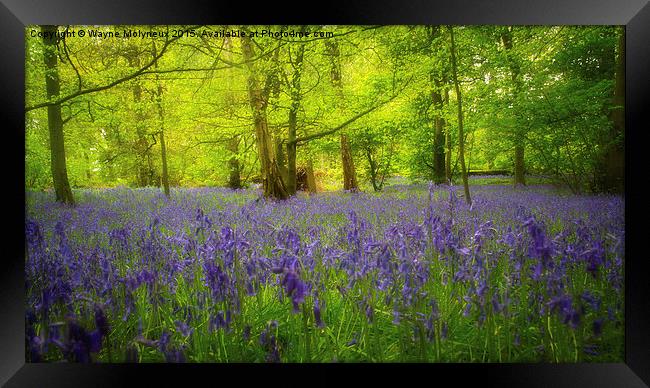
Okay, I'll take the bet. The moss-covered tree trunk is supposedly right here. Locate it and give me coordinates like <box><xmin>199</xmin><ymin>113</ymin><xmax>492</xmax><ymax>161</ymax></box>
<box><xmin>42</xmin><ymin>25</ymin><xmax>75</xmax><ymax>205</ymax></box>
<box><xmin>241</xmin><ymin>33</ymin><xmax>288</xmax><ymax>199</ymax></box>
<box><xmin>285</xmin><ymin>28</ymin><xmax>306</xmax><ymax>196</ymax></box>
<box><xmin>221</xmin><ymin>36</ymin><xmax>242</xmax><ymax>190</ymax></box>
<box><xmin>305</xmin><ymin>159</ymin><xmax>317</xmax><ymax>193</ymax></box>
<box><xmin>227</xmin><ymin>136</ymin><xmax>242</xmax><ymax>189</ymax></box>
<box><xmin>159</xmin><ymin>130</ymin><xmax>170</xmax><ymax>195</ymax></box>
<box><xmin>276</xmin><ymin>137</ymin><xmax>288</xmax><ymax>185</ymax></box>
<box><xmin>128</xmin><ymin>52</ymin><xmax>155</xmax><ymax>187</ymax></box>
<box><xmin>500</xmin><ymin>27</ymin><xmax>526</xmax><ymax>186</ymax></box>
<box><xmin>152</xmin><ymin>38</ymin><xmax>170</xmax><ymax>197</ymax></box>
<box><xmin>427</xmin><ymin>26</ymin><xmax>447</xmax><ymax>185</ymax></box>
<box><xmin>444</xmin><ymin>86</ymin><xmax>452</xmax><ymax>183</ymax></box>
<box><xmin>340</xmin><ymin>134</ymin><xmax>358</xmax><ymax>191</ymax></box>
<box><xmin>432</xmin><ymin>79</ymin><xmax>446</xmax><ymax>184</ymax></box>
<box><xmin>448</xmin><ymin>26</ymin><xmax>472</xmax><ymax>205</ymax></box>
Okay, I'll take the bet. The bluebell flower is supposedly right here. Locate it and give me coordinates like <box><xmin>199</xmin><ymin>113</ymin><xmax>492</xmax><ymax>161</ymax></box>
<box><xmin>583</xmin><ymin>344</ymin><xmax>599</xmax><ymax>356</ymax></box>
<box><xmin>346</xmin><ymin>338</ymin><xmax>357</xmax><ymax>346</ymax></box>
<box><xmin>243</xmin><ymin>325</ymin><xmax>251</xmax><ymax>341</ymax></box>
<box><xmin>175</xmin><ymin>320</ymin><xmax>193</xmax><ymax>337</ymax></box>
<box><xmin>592</xmin><ymin>318</ymin><xmax>604</xmax><ymax>337</ymax></box>
<box><xmin>314</xmin><ymin>299</ymin><xmax>325</xmax><ymax>328</ymax></box>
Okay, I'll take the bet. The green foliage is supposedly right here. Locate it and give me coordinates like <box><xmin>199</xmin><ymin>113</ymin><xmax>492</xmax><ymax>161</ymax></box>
<box><xmin>25</xmin><ymin>25</ymin><xmax>623</xmax><ymax>193</ymax></box>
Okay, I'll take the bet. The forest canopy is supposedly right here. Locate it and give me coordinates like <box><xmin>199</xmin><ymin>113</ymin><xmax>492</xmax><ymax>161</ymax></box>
<box><xmin>25</xmin><ymin>25</ymin><xmax>624</xmax><ymax>202</ymax></box>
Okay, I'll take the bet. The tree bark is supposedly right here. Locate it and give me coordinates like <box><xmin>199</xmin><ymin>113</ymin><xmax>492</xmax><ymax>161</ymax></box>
<box><xmin>221</xmin><ymin>36</ymin><xmax>243</xmax><ymax>190</ymax></box>
<box><xmin>227</xmin><ymin>136</ymin><xmax>242</xmax><ymax>189</ymax></box>
<box><xmin>159</xmin><ymin>129</ymin><xmax>170</xmax><ymax>196</ymax></box>
<box><xmin>128</xmin><ymin>52</ymin><xmax>155</xmax><ymax>187</ymax></box>
<box><xmin>276</xmin><ymin>137</ymin><xmax>288</xmax><ymax>185</ymax></box>
<box><xmin>241</xmin><ymin>33</ymin><xmax>288</xmax><ymax>199</ymax></box>
<box><xmin>340</xmin><ymin>134</ymin><xmax>359</xmax><ymax>191</ymax></box>
<box><xmin>152</xmin><ymin>38</ymin><xmax>170</xmax><ymax>197</ymax></box>
<box><xmin>428</xmin><ymin>26</ymin><xmax>446</xmax><ymax>185</ymax></box>
<box><xmin>285</xmin><ymin>29</ymin><xmax>306</xmax><ymax>196</ymax></box>
<box><xmin>326</xmin><ymin>39</ymin><xmax>359</xmax><ymax>192</ymax></box>
<box><xmin>444</xmin><ymin>86</ymin><xmax>452</xmax><ymax>183</ymax></box>
<box><xmin>365</xmin><ymin>147</ymin><xmax>379</xmax><ymax>191</ymax></box>
<box><xmin>432</xmin><ymin>79</ymin><xmax>446</xmax><ymax>184</ymax></box>
<box><xmin>448</xmin><ymin>26</ymin><xmax>472</xmax><ymax>205</ymax></box>
<box><xmin>42</xmin><ymin>25</ymin><xmax>75</xmax><ymax>205</ymax></box>
<box><xmin>500</xmin><ymin>28</ymin><xmax>526</xmax><ymax>186</ymax></box>
<box><xmin>305</xmin><ymin>159</ymin><xmax>317</xmax><ymax>193</ymax></box>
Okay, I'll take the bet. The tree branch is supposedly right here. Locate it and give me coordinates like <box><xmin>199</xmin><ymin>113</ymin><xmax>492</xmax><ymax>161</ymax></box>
<box><xmin>290</xmin><ymin>76</ymin><xmax>412</xmax><ymax>146</ymax></box>
<box><xmin>25</xmin><ymin>27</ymin><xmax>200</xmax><ymax>112</ymax></box>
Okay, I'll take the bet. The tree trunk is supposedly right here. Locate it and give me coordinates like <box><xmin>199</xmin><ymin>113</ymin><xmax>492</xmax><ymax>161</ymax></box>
<box><xmin>129</xmin><ymin>54</ymin><xmax>154</xmax><ymax>187</ymax></box>
<box><xmin>305</xmin><ymin>159</ymin><xmax>317</xmax><ymax>193</ymax></box>
<box><xmin>448</xmin><ymin>26</ymin><xmax>472</xmax><ymax>205</ymax></box>
<box><xmin>276</xmin><ymin>137</ymin><xmax>288</xmax><ymax>185</ymax></box>
<box><xmin>444</xmin><ymin>87</ymin><xmax>452</xmax><ymax>183</ymax></box>
<box><xmin>428</xmin><ymin>26</ymin><xmax>446</xmax><ymax>185</ymax></box>
<box><xmin>601</xmin><ymin>27</ymin><xmax>625</xmax><ymax>193</ymax></box>
<box><xmin>285</xmin><ymin>29</ymin><xmax>306</xmax><ymax>196</ymax></box>
<box><xmin>286</xmin><ymin>137</ymin><xmax>297</xmax><ymax>194</ymax></box>
<box><xmin>42</xmin><ymin>25</ymin><xmax>75</xmax><ymax>205</ymax></box>
<box><xmin>326</xmin><ymin>39</ymin><xmax>359</xmax><ymax>192</ymax></box>
<box><xmin>365</xmin><ymin>147</ymin><xmax>379</xmax><ymax>191</ymax></box>
<box><xmin>152</xmin><ymin>39</ymin><xmax>170</xmax><ymax>197</ymax></box>
<box><xmin>432</xmin><ymin>79</ymin><xmax>446</xmax><ymax>184</ymax></box>
<box><xmin>221</xmin><ymin>36</ymin><xmax>242</xmax><ymax>190</ymax></box>
<box><xmin>341</xmin><ymin>134</ymin><xmax>359</xmax><ymax>191</ymax></box>
<box><xmin>501</xmin><ymin>28</ymin><xmax>526</xmax><ymax>186</ymax></box>
<box><xmin>159</xmin><ymin>130</ymin><xmax>170</xmax><ymax>196</ymax></box>
<box><xmin>227</xmin><ymin>136</ymin><xmax>242</xmax><ymax>189</ymax></box>
<box><xmin>241</xmin><ymin>33</ymin><xmax>288</xmax><ymax>199</ymax></box>
<box><xmin>514</xmin><ymin>143</ymin><xmax>525</xmax><ymax>186</ymax></box>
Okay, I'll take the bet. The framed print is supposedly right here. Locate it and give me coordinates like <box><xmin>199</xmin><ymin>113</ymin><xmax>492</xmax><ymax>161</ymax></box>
<box><xmin>2</xmin><ymin>0</ymin><xmax>648</xmax><ymax>386</ymax></box>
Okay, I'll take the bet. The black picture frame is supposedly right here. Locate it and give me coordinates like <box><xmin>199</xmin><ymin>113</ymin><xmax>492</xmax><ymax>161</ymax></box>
<box><xmin>2</xmin><ymin>0</ymin><xmax>648</xmax><ymax>386</ymax></box>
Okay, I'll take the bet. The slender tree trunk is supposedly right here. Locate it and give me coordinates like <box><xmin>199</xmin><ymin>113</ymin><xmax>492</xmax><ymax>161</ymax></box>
<box><xmin>365</xmin><ymin>148</ymin><xmax>379</xmax><ymax>191</ymax></box>
<box><xmin>227</xmin><ymin>136</ymin><xmax>242</xmax><ymax>189</ymax></box>
<box><xmin>159</xmin><ymin>129</ymin><xmax>170</xmax><ymax>196</ymax></box>
<box><xmin>432</xmin><ymin>79</ymin><xmax>446</xmax><ymax>184</ymax></box>
<box><xmin>428</xmin><ymin>26</ymin><xmax>446</xmax><ymax>185</ymax></box>
<box><xmin>501</xmin><ymin>28</ymin><xmax>526</xmax><ymax>186</ymax></box>
<box><xmin>223</xmin><ymin>36</ymin><xmax>242</xmax><ymax>189</ymax></box>
<box><xmin>152</xmin><ymin>39</ymin><xmax>170</xmax><ymax>197</ymax></box>
<box><xmin>286</xmin><ymin>136</ymin><xmax>297</xmax><ymax>194</ymax></box>
<box><xmin>128</xmin><ymin>53</ymin><xmax>153</xmax><ymax>187</ymax></box>
<box><xmin>601</xmin><ymin>27</ymin><xmax>625</xmax><ymax>193</ymax></box>
<box><xmin>42</xmin><ymin>25</ymin><xmax>75</xmax><ymax>205</ymax></box>
<box><xmin>514</xmin><ymin>143</ymin><xmax>525</xmax><ymax>185</ymax></box>
<box><xmin>286</xmin><ymin>29</ymin><xmax>306</xmax><ymax>196</ymax></box>
<box><xmin>84</xmin><ymin>152</ymin><xmax>91</xmax><ymax>181</ymax></box>
<box><xmin>444</xmin><ymin>86</ymin><xmax>452</xmax><ymax>183</ymax></box>
<box><xmin>448</xmin><ymin>26</ymin><xmax>471</xmax><ymax>205</ymax></box>
<box><xmin>340</xmin><ymin>134</ymin><xmax>358</xmax><ymax>191</ymax></box>
<box><xmin>241</xmin><ymin>33</ymin><xmax>288</xmax><ymax>199</ymax></box>
<box><xmin>326</xmin><ymin>40</ymin><xmax>359</xmax><ymax>191</ymax></box>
